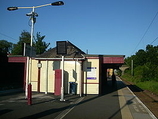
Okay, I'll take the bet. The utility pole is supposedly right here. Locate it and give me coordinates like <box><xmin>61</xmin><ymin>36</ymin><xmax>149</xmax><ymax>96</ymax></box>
<box><xmin>131</xmin><ymin>60</ymin><xmax>134</xmax><ymax>76</ymax></box>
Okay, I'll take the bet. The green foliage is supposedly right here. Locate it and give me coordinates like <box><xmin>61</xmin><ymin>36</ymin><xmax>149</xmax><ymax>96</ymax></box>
<box><xmin>125</xmin><ymin>44</ymin><xmax>158</xmax><ymax>82</ymax></box>
<box><xmin>11</xmin><ymin>31</ymin><xmax>50</xmax><ymax>55</ymax></box>
<box><xmin>116</xmin><ymin>69</ymin><xmax>122</xmax><ymax>76</ymax></box>
<box><xmin>0</xmin><ymin>40</ymin><xmax>13</xmax><ymax>55</ymax></box>
<box><xmin>141</xmin><ymin>63</ymin><xmax>157</xmax><ymax>81</ymax></box>
<box><xmin>125</xmin><ymin>55</ymin><xmax>136</xmax><ymax>68</ymax></box>
<box><xmin>134</xmin><ymin>49</ymin><xmax>146</xmax><ymax>67</ymax></box>
<box><xmin>12</xmin><ymin>30</ymin><xmax>31</xmax><ymax>55</ymax></box>
<box><xmin>146</xmin><ymin>45</ymin><xmax>158</xmax><ymax>65</ymax></box>
<box><xmin>34</xmin><ymin>32</ymin><xmax>50</xmax><ymax>55</ymax></box>
<box><xmin>121</xmin><ymin>73</ymin><xmax>135</xmax><ymax>82</ymax></box>
<box><xmin>137</xmin><ymin>81</ymin><xmax>158</xmax><ymax>95</ymax></box>
<box><xmin>122</xmin><ymin>73</ymin><xmax>158</xmax><ymax>95</ymax></box>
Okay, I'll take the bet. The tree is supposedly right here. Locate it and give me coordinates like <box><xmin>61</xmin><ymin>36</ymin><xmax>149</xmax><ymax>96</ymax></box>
<box><xmin>125</xmin><ymin>55</ymin><xmax>136</xmax><ymax>68</ymax></box>
<box><xmin>0</xmin><ymin>40</ymin><xmax>13</xmax><ymax>63</ymax></box>
<box><xmin>146</xmin><ymin>45</ymin><xmax>158</xmax><ymax>65</ymax></box>
<box><xmin>12</xmin><ymin>31</ymin><xmax>31</xmax><ymax>55</ymax></box>
<box><xmin>134</xmin><ymin>49</ymin><xmax>146</xmax><ymax>66</ymax></box>
<box><xmin>125</xmin><ymin>44</ymin><xmax>158</xmax><ymax>82</ymax></box>
<box><xmin>11</xmin><ymin>31</ymin><xmax>50</xmax><ymax>55</ymax></box>
<box><xmin>34</xmin><ymin>32</ymin><xmax>50</xmax><ymax>55</ymax></box>
<box><xmin>0</xmin><ymin>40</ymin><xmax>13</xmax><ymax>55</ymax></box>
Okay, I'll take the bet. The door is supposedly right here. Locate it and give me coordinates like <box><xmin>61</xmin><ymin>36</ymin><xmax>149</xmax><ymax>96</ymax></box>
<box><xmin>54</xmin><ymin>69</ymin><xmax>62</xmax><ymax>95</ymax></box>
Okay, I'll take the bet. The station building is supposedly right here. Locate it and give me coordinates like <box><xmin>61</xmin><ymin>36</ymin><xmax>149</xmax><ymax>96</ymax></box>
<box><xmin>8</xmin><ymin>41</ymin><xmax>125</xmax><ymax>95</ymax></box>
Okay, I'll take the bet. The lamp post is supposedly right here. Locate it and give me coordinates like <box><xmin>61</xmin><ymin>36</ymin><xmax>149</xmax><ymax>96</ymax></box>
<box><xmin>7</xmin><ymin>1</ymin><xmax>64</xmax><ymax>98</ymax></box>
<box><xmin>7</xmin><ymin>1</ymin><xmax>64</xmax><ymax>56</ymax></box>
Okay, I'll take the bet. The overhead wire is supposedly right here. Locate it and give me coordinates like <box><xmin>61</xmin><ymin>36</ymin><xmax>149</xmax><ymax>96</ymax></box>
<box><xmin>131</xmin><ymin>11</ymin><xmax>158</xmax><ymax>55</ymax></box>
<box><xmin>150</xmin><ymin>37</ymin><xmax>158</xmax><ymax>44</ymax></box>
<box><xmin>0</xmin><ymin>32</ymin><xmax>18</xmax><ymax>42</ymax></box>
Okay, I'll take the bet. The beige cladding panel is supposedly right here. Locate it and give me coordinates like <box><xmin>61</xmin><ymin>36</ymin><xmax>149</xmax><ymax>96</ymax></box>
<box><xmin>31</xmin><ymin>60</ymin><xmax>38</xmax><ymax>82</ymax></box>
<box><xmin>48</xmin><ymin>61</ymin><xmax>54</xmax><ymax>93</ymax></box>
<box><xmin>30</xmin><ymin>59</ymin><xmax>38</xmax><ymax>91</ymax></box>
<box><xmin>64</xmin><ymin>61</ymin><xmax>80</xmax><ymax>82</ymax></box>
<box><xmin>31</xmin><ymin>82</ymin><xmax>37</xmax><ymax>91</ymax></box>
<box><xmin>40</xmin><ymin>61</ymin><xmax>47</xmax><ymax>92</ymax></box>
<box><xmin>64</xmin><ymin>61</ymin><xmax>80</xmax><ymax>94</ymax></box>
<box><xmin>86</xmin><ymin>84</ymin><xmax>99</xmax><ymax>94</ymax></box>
<box><xmin>30</xmin><ymin>60</ymin><xmax>82</xmax><ymax>94</ymax></box>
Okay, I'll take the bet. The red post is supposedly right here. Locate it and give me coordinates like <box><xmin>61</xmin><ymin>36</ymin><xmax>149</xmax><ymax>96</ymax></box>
<box><xmin>27</xmin><ymin>83</ymin><xmax>32</xmax><ymax>105</ymax></box>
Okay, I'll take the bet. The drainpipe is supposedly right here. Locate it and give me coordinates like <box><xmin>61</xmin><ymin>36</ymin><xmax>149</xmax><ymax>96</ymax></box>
<box><xmin>45</xmin><ymin>60</ymin><xmax>48</xmax><ymax>94</ymax></box>
<box><xmin>37</xmin><ymin>60</ymin><xmax>42</xmax><ymax>92</ymax></box>
<box><xmin>78</xmin><ymin>60</ymin><xmax>82</xmax><ymax>97</ymax></box>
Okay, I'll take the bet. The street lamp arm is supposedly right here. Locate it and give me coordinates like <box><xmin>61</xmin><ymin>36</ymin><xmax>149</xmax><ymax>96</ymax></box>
<box><xmin>7</xmin><ymin>6</ymin><xmax>33</xmax><ymax>11</ymax></box>
<box><xmin>7</xmin><ymin>1</ymin><xmax>64</xmax><ymax>11</ymax></box>
<box><xmin>34</xmin><ymin>3</ymin><xmax>52</xmax><ymax>9</ymax></box>
<box><xmin>13</xmin><ymin>4</ymin><xmax>51</xmax><ymax>9</ymax></box>
<box><xmin>35</xmin><ymin>1</ymin><xmax>64</xmax><ymax>8</ymax></box>
<box><xmin>7</xmin><ymin>4</ymin><xmax>51</xmax><ymax>11</ymax></box>
<box><xmin>18</xmin><ymin>7</ymin><xmax>34</xmax><ymax>9</ymax></box>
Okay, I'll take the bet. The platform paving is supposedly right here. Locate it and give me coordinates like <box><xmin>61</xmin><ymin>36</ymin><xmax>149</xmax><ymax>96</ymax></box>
<box><xmin>0</xmin><ymin>77</ymin><xmax>157</xmax><ymax>119</ymax></box>
<box><xmin>58</xmin><ymin>77</ymin><xmax>156</xmax><ymax>119</ymax></box>
<box><xmin>117</xmin><ymin>78</ymin><xmax>156</xmax><ymax>119</ymax></box>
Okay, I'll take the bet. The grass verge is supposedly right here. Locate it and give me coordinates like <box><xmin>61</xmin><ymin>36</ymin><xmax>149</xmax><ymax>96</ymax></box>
<box><xmin>121</xmin><ymin>74</ymin><xmax>158</xmax><ymax>95</ymax></box>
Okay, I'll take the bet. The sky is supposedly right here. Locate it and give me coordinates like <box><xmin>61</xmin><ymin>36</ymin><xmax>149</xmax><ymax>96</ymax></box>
<box><xmin>0</xmin><ymin>0</ymin><xmax>158</xmax><ymax>57</ymax></box>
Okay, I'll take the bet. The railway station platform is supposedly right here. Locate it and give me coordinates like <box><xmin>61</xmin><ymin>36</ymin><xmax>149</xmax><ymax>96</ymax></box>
<box><xmin>0</xmin><ymin>77</ymin><xmax>157</xmax><ymax>119</ymax></box>
<box><xmin>57</xmin><ymin>77</ymin><xmax>157</xmax><ymax>119</ymax></box>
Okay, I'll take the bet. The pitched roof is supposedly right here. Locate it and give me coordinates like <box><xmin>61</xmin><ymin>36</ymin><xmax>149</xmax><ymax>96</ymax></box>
<box><xmin>37</xmin><ymin>41</ymin><xmax>85</xmax><ymax>58</ymax></box>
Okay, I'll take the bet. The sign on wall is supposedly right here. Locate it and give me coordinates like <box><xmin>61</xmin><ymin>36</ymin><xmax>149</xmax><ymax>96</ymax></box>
<box><xmin>87</xmin><ymin>67</ymin><xmax>97</xmax><ymax>80</ymax></box>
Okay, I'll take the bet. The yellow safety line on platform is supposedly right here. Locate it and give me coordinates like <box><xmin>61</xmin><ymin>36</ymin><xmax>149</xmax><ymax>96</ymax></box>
<box><xmin>118</xmin><ymin>87</ymin><xmax>133</xmax><ymax>119</ymax></box>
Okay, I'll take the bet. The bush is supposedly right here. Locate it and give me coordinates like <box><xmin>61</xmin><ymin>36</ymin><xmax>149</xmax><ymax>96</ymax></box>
<box><xmin>141</xmin><ymin>63</ymin><xmax>158</xmax><ymax>81</ymax></box>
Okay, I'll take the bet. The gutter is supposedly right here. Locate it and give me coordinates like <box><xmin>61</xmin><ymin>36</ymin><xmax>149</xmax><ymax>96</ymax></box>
<box><xmin>35</xmin><ymin>57</ymin><xmax>86</xmax><ymax>61</ymax></box>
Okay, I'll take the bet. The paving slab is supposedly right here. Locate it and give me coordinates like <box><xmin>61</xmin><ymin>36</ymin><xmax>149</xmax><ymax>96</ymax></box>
<box><xmin>0</xmin><ymin>78</ymin><xmax>157</xmax><ymax>119</ymax></box>
<box><xmin>0</xmin><ymin>92</ymin><xmax>81</xmax><ymax>119</ymax></box>
<box><xmin>117</xmin><ymin>77</ymin><xmax>157</xmax><ymax>119</ymax></box>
